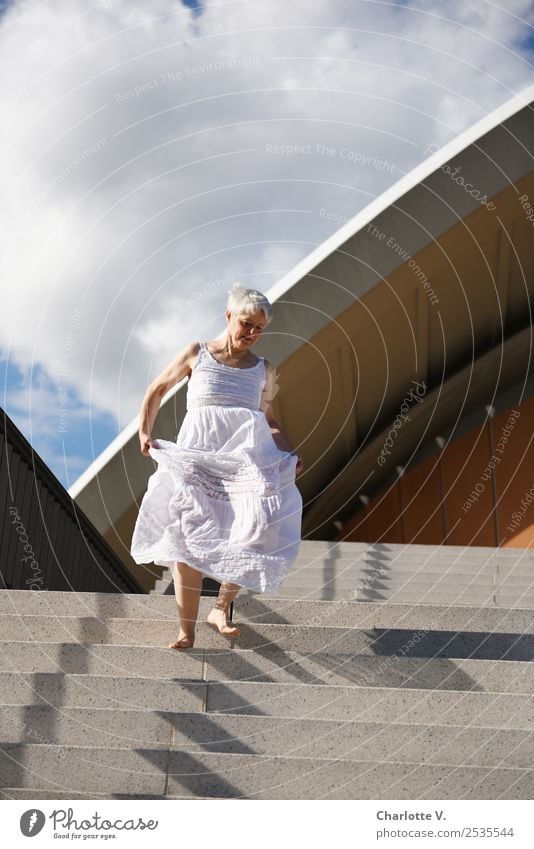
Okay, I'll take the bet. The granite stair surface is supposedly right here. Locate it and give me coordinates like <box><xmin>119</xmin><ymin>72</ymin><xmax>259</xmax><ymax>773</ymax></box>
<box><xmin>0</xmin><ymin>540</ymin><xmax>533</xmax><ymax>799</ymax></box>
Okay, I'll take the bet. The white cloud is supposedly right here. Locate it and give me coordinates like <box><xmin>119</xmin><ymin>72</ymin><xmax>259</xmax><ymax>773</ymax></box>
<box><xmin>0</xmin><ymin>0</ymin><xmax>532</xmax><ymax>474</ymax></box>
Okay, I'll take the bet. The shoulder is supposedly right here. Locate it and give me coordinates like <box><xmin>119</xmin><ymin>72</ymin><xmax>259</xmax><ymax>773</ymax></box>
<box><xmin>260</xmin><ymin>357</ymin><xmax>276</xmax><ymax>390</ymax></box>
<box><xmin>180</xmin><ymin>341</ymin><xmax>202</xmax><ymax>375</ymax></box>
<box><xmin>185</xmin><ymin>340</ymin><xmax>202</xmax><ymax>361</ymax></box>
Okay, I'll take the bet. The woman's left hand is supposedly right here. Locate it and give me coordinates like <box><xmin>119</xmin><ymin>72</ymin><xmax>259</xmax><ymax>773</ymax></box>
<box><xmin>295</xmin><ymin>455</ymin><xmax>304</xmax><ymax>476</ymax></box>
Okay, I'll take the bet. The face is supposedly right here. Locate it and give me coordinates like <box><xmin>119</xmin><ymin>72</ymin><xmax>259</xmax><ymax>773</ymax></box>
<box><xmin>226</xmin><ymin>310</ymin><xmax>268</xmax><ymax>347</ymax></box>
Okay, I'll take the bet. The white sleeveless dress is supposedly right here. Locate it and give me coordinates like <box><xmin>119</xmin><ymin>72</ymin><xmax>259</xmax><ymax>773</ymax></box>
<box><xmin>130</xmin><ymin>341</ymin><xmax>302</xmax><ymax>595</ymax></box>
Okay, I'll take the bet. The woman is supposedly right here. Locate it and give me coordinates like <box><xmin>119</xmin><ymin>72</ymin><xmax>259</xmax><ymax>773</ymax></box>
<box><xmin>130</xmin><ymin>284</ymin><xmax>304</xmax><ymax>650</ymax></box>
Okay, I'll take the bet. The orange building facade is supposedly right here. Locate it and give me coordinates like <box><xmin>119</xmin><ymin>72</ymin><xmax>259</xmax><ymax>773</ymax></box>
<box><xmin>337</xmin><ymin>395</ymin><xmax>534</xmax><ymax>549</ymax></box>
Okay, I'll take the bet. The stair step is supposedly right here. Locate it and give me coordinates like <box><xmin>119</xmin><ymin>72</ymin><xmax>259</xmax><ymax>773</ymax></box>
<box><xmin>204</xmin><ymin>650</ymin><xmax>534</xmax><ymax>692</ymax></box>
<box><xmin>283</xmin><ymin>563</ymin><xmax>534</xmax><ymax>587</ymax></box>
<box><xmin>1</xmin><ymin>615</ymin><xmax>534</xmax><ymax>657</ymax></box>
<box><xmin>0</xmin><ymin>743</ymin><xmax>532</xmax><ymax>798</ymax></box>
<box><xmin>352</xmin><ymin>590</ymin><xmax>534</xmax><ymax>607</ymax></box>
<box><xmin>292</xmin><ymin>552</ymin><xmax>534</xmax><ymax>566</ymax></box>
<box><xmin>0</xmin><ymin>705</ymin><xmax>173</xmax><ymax>748</ymax></box>
<box><xmin>297</xmin><ymin>541</ymin><xmax>534</xmax><ymax>558</ymax></box>
<box><xmin>0</xmin><ymin>789</ymin><xmax>205</xmax><ymax>800</ymax></box>
<box><xmin>0</xmin><ymin>671</ymin><xmax>206</xmax><ymax>710</ymax></box>
<box><xmin>290</xmin><ymin>556</ymin><xmax>530</xmax><ymax>569</ymax></box>
<box><xmin>3</xmin><ymin>647</ymin><xmax>534</xmax><ymax>692</ymax></box>
<box><xmin>227</xmin><ymin>625</ymin><xmax>534</xmax><ymax>657</ymax></box>
<box><xmin>0</xmin><ymin>615</ymin><xmax>230</xmax><ymax>647</ymax></box>
<box><xmin>281</xmin><ymin>574</ymin><xmax>501</xmax><ymax>588</ymax></box>
<box><xmin>156</xmin><ymin>582</ymin><xmax>502</xmax><ymax>603</ymax></box>
<box><xmin>2</xmin><ymin>682</ymin><xmax>532</xmax><ymax>729</ymax></box>
<box><xmin>233</xmin><ymin>599</ymin><xmax>534</xmax><ymax>631</ymax></box>
<box><xmin>154</xmin><ymin>579</ymin><xmax>534</xmax><ymax>600</ymax></box>
<box><xmin>0</xmin><ymin>589</ymin><xmax>196</xmax><ymax>618</ymax></box>
<box><xmin>283</xmin><ymin>573</ymin><xmax>524</xmax><ymax>596</ymax></box>
<box><xmin>204</xmin><ymin>681</ymin><xmax>534</xmax><ymax>725</ymax></box>
<box><xmin>0</xmin><ymin>641</ymin><xmax>205</xmax><ymax>678</ymax></box>
<box><xmin>273</xmin><ymin>587</ymin><xmax>534</xmax><ymax>606</ymax></box>
<box><xmin>0</xmin><ymin>707</ymin><xmax>533</xmax><ymax>766</ymax></box>
<box><xmin>168</xmin><ymin>714</ymin><xmax>534</xmax><ymax>768</ymax></box>
<box><xmin>3</xmin><ymin>592</ymin><xmax>534</xmax><ymax>631</ymax></box>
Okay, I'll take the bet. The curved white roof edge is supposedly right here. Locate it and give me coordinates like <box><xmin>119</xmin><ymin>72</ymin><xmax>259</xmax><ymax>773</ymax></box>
<box><xmin>68</xmin><ymin>83</ymin><xmax>534</xmax><ymax>500</ymax></box>
<box><xmin>263</xmin><ymin>82</ymin><xmax>534</xmax><ymax>304</ymax></box>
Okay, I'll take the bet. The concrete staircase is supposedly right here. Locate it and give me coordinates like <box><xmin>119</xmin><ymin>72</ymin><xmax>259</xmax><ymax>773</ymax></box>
<box><xmin>1</xmin><ymin>540</ymin><xmax>534</xmax><ymax>799</ymax></box>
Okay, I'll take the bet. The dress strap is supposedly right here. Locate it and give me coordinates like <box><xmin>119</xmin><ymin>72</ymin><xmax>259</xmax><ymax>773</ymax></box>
<box><xmin>191</xmin><ymin>341</ymin><xmax>205</xmax><ymax>373</ymax></box>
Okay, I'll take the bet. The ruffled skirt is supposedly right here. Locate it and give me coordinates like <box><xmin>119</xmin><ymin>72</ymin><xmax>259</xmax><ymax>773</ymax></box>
<box><xmin>129</xmin><ymin>405</ymin><xmax>303</xmax><ymax>595</ymax></box>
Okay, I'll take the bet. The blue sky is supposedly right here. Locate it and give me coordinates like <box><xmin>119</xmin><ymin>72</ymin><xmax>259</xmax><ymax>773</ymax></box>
<box><xmin>0</xmin><ymin>0</ymin><xmax>533</xmax><ymax>490</ymax></box>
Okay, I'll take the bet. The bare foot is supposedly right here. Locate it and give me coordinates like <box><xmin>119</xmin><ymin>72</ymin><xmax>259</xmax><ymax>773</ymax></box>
<box><xmin>168</xmin><ymin>631</ymin><xmax>195</xmax><ymax>650</ymax></box>
<box><xmin>206</xmin><ymin>607</ymin><xmax>240</xmax><ymax>638</ymax></box>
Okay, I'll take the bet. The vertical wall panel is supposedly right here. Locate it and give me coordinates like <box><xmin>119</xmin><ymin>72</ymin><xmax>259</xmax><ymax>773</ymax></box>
<box><xmin>365</xmin><ymin>485</ymin><xmax>403</xmax><ymax>544</ymax></box>
<box><xmin>400</xmin><ymin>456</ymin><xmax>444</xmax><ymax>544</ymax></box>
<box><xmin>426</xmin><ymin>424</ymin><xmax>496</xmax><ymax>546</ymax></box>
<box><xmin>495</xmin><ymin>397</ymin><xmax>534</xmax><ymax>548</ymax></box>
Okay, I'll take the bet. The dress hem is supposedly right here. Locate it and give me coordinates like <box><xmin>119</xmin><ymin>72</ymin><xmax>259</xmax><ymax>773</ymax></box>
<box><xmin>131</xmin><ymin>549</ymin><xmax>285</xmax><ymax>595</ymax></box>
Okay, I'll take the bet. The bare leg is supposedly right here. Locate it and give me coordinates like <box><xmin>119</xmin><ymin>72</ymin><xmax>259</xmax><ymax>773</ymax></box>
<box><xmin>169</xmin><ymin>561</ymin><xmax>203</xmax><ymax>649</ymax></box>
<box><xmin>206</xmin><ymin>581</ymin><xmax>241</xmax><ymax>638</ymax></box>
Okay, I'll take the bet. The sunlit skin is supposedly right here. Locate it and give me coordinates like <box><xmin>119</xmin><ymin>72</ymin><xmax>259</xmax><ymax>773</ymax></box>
<box><xmin>213</xmin><ymin>309</ymin><xmax>269</xmax><ymax>362</ymax></box>
<box><xmin>138</xmin><ymin>306</ymin><xmax>303</xmax><ymax>650</ymax></box>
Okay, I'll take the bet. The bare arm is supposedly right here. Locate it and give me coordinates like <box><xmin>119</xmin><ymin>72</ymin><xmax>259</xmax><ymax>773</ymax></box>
<box><xmin>138</xmin><ymin>341</ymin><xmax>199</xmax><ymax>455</ymax></box>
<box><xmin>260</xmin><ymin>359</ymin><xmax>303</xmax><ymax>475</ymax></box>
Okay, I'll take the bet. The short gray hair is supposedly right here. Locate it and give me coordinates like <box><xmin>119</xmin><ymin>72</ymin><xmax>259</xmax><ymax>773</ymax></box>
<box><xmin>226</xmin><ymin>284</ymin><xmax>273</xmax><ymax>324</ymax></box>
